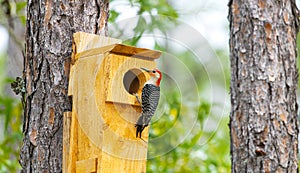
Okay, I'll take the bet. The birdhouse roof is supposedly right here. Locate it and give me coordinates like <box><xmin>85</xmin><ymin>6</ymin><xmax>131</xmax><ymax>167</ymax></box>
<box><xmin>110</xmin><ymin>44</ymin><xmax>161</xmax><ymax>59</ymax></box>
<box><xmin>74</xmin><ymin>43</ymin><xmax>161</xmax><ymax>60</ymax></box>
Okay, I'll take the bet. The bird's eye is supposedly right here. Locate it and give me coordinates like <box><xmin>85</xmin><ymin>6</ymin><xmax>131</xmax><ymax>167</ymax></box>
<box><xmin>152</xmin><ymin>70</ymin><xmax>156</xmax><ymax>73</ymax></box>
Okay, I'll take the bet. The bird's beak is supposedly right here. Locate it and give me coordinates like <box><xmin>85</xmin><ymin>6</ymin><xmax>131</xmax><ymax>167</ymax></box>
<box><xmin>140</xmin><ymin>67</ymin><xmax>151</xmax><ymax>72</ymax></box>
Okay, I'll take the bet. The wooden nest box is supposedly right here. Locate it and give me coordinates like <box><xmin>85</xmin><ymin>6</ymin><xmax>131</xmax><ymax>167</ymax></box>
<box><xmin>63</xmin><ymin>32</ymin><xmax>161</xmax><ymax>173</ymax></box>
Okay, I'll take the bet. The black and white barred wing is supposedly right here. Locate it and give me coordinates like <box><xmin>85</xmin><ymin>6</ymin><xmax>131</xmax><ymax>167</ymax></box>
<box><xmin>141</xmin><ymin>84</ymin><xmax>160</xmax><ymax>122</ymax></box>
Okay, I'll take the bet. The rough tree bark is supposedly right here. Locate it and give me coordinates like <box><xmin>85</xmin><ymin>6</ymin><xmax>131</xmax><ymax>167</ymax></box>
<box><xmin>229</xmin><ymin>0</ymin><xmax>299</xmax><ymax>172</ymax></box>
<box><xmin>19</xmin><ymin>1</ymin><xmax>109</xmax><ymax>172</ymax></box>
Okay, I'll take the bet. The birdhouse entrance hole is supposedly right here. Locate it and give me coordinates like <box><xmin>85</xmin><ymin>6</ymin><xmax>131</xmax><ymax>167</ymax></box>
<box><xmin>123</xmin><ymin>68</ymin><xmax>146</xmax><ymax>95</ymax></box>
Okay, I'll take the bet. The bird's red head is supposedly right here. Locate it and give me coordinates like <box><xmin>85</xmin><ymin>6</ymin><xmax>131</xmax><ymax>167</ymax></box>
<box><xmin>141</xmin><ymin>67</ymin><xmax>162</xmax><ymax>86</ymax></box>
<box><xmin>153</xmin><ymin>68</ymin><xmax>162</xmax><ymax>86</ymax></box>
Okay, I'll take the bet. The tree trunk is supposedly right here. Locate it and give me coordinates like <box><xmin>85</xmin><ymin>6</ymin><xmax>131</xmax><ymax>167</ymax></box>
<box><xmin>19</xmin><ymin>1</ymin><xmax>109</xmax><ymax>172</ymax></box>
<box><xmin>229</xmin><ymin>0</ymin><xmax>299</xmax><ymax>172</ymax></box>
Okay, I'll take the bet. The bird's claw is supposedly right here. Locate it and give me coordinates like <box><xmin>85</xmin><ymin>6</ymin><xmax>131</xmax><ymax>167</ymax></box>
<box><xmin>133</xmin><ymin>93</ymin><xmax>141</xmax><ymax>104</ymax></box>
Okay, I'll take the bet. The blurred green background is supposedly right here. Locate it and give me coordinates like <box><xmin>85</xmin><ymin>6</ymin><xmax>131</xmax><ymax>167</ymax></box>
<box><xmin>3</xmin><ymin>0</ymin><xmax>292</xmax><ymax>172</ymax></box>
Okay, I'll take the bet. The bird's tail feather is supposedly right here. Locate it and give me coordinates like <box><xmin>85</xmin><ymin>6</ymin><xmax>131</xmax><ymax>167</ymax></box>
<box><xmin>135</xmin><ymin>115</ymin><xmax>148</xmax><ymax>138</ymax></box>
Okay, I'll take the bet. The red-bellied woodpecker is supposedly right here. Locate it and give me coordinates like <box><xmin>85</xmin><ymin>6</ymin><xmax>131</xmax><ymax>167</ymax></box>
<box><xmin>135</xmin><ymin>67</ymin><xmax>162</xmax><ymax>138</ymax></box>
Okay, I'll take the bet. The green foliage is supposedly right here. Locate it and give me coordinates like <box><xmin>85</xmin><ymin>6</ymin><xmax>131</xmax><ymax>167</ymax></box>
<box><xmin>0</xmin><ymin>54</ymin><xmax>23</xmax><ymax>172</ymax></box>
<box><xmin>146</xmin><ymin>88</ymin><xmax>230</xmax><ymax>172</ymax></box>
<box><xmin>109</xmin><ymin>0</ymin><xmax>178</xmax><ymax>45</ymax></box>
<box><xmin>0</xmin><ymin>0</ymin><xmax>26</xmax><ymax>172</ymax></box>
<box><xmin>0</xmin><ymin>97</ymin><xmax>22</xmax><ymax>172</ymax></box>
<box><xmin>0</xmin><ymin>0</ymin><xmax>27</xmax><ymax>25</ymax></box>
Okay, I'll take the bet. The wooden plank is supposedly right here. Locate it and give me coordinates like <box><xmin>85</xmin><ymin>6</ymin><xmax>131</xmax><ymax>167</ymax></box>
<box><xmin>100</xmin><ymin>153</ymin><xmax>146</xmax><ymax>173</ymax></box>
<box><xmin>98</xmin><ymin>102</ymin><xmax>148</xmax><ymax>172</ymax></box>
<box><xmin>68</xmin><ymin>64</ymin><xmax>75</xmax><ymax>96</ymax></box>
<box><xmin>63</xmin><ymin>112</ymin><xmax>72</xmax><ymax>173</ymax></box>
<box><xmin>67</xmin><ymin>111</ymin><xmax>78</xmax><ymax>173</ymax></box>
<box><xmin>75</xmin><ymin>54</ymin><xmax>105</xmax><ymax>171</ymax></box>
<box><xmin>74</xmin><ymin>44</ymin><xmax>116</xmax><ymax>60</ymax></box>
<box><xmin>74</xmin><ymin>44</ymin><xmax>161</xmax><ymax>61</ymax></box>
<box><xmin>103</xmin><ymin>102</ymin><xmax>147</xmax><ymax>141</ymax></box>
<box><xmin>76</xmin><ymin>157</ymin><xmax>98</xmax><ymax>173</ymax></box>
<box><xmin>111</xmin><ymin>44</ymin><xmax>161</xmax><ymax>59</ymax></box>
<box><xmin>67</xmin><ymin>53</ymin><xmax>79</xmax><ymax>173</ymax></box>
<box><xmin>76</xmin><ymin>55</ymin><xmax>104</xmax><ymax>149</ymax></box>
<box><xmin>73</xmin><ymin>32</ymin><xmax>121</xmax><ymax>55</ymax></box>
